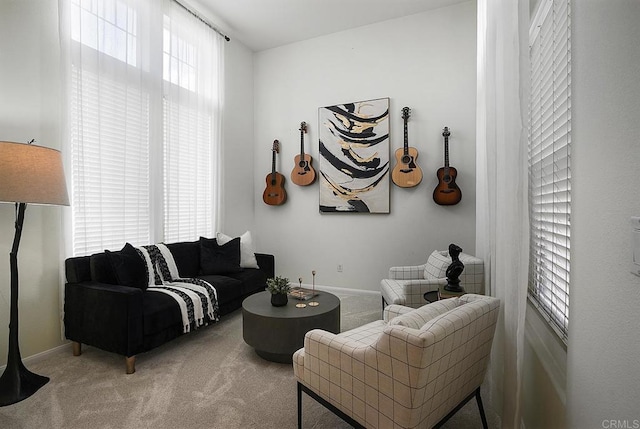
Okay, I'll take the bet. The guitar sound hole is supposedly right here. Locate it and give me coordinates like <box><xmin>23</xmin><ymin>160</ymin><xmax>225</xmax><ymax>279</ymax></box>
<box><xmin>401</xmin><ymin>155</ymin><xmax>412</xmax><ymax>164</ymax></box>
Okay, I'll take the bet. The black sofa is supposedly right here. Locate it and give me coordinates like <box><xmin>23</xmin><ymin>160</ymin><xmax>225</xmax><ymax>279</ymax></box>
<box><xmin>64</xmin><ymin>239</ymin><xmax>274</xmax><ymax>373</ymax></box>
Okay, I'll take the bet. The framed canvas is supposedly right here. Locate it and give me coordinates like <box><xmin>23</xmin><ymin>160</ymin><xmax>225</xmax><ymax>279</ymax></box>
<box><xmin>318</xmin><ymin>98</ymin><xmax>390</xmax><ymax>213</ymax></box>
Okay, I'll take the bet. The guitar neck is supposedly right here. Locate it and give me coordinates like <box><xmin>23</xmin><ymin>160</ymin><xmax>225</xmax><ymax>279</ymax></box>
<box><xmin>444</xmin><ymin>138</ymin><xmax>450</xmax><ymax>168</ymax></box>
<box><xmin>403</xmin><ymin>119</ymin><xmax>409</xmax><ymax>155</ymax></box>
<box><xmin>271</xmin><ymin>151</ymin><xmax>276</xmax><ymax>177</ymax></box>
<box><xmin>443</xmin><ymin>127</ymin><xmax>450</xmax><ymax>169</ymax></box>
<box><xmin>299</xmin><ymin>130</ymin><xmax>305</xmax><ymax>157</ymax></box>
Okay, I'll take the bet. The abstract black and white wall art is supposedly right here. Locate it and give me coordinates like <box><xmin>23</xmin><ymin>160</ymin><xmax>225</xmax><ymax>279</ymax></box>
<box><xmin>318</xmin><ymin>98</ymin><xmax>390</xmax><ymax>213</ymax></box>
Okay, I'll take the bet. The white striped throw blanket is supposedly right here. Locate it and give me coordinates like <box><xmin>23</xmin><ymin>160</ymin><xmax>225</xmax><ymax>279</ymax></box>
<box><xmin>136</xmin><ymin>243</ymin><xmax>219</xmax><ymax>333</ymax></box>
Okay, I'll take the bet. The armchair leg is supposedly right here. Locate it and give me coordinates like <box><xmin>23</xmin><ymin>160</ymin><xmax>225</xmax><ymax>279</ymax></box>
<box><xmin>125</xmin><ymin>356</ymin><xmax>136</xmax><ymax>374</ymax></box>
<box><xmin>297</xmin><ymin>381</ymin><xmax>302</xmax><ymax>429</ymax></box>
<box><xmin>297</xmin><ymin>382</ymin><xmax>364</xmax><ymax>429</ymax></box>
<box><xmin>434</xmin><ymin>387</ymin><xmax>486</xmax><ymax>429</ymax></box>
<box><xmin>476</xmin><ymin>388</ymin><xmax>489</xmax><ymax>429</ymax></box>
<box><xmin>72</xmin><ymin>341</ymin><xmax>82</xmax><ymax>356</ymax></box>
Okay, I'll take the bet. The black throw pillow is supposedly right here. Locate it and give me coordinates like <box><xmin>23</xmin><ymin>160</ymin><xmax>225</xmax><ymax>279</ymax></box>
<box><xmin>199</xmin><ymin>236</ymin><xmax>242</xmax><ymax>275</ymax></box>
<box><xmin>106</xmin><ymin>243</ymin><xmax>148</xmax><ymax>290</ymax></box>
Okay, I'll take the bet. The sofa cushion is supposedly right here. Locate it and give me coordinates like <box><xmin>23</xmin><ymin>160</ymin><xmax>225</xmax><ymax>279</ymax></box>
<box><xmin>225</xmin><ymin>268</ymin><xmax>267</xmax><ymax>296</ymax></box>
<box><xmin>106</xmin><ymin>243</ymin><xmax>148</xmax><ymax>290</ymax></box>
<box><xmin>388</xmin><ymin>299</ymin><xmax>460</xmax><ymax>329</ymax></box>
<box><xmin>198</xmin><ymin>274</ymin><xmax>243</xmax><ymax>304</ymax></box>
<box><xmin>424</xmin><ymin>250</ymin><xmax>451</xmax><ymax>280</ymax></box>
<box><xmin>166</xmin><ymin>241</ymin><xmax>200</xmax><ymax>278</ymax></box>
<box><xmin>199</xmin><ymin>237</ymin><xmax>242</xmax><ymax>275</ymax></box>
<box><xmin>143</xmin><ymin>290</ymin><xmax>184</xmax><ymax>335</ymax></box>
<box><xmin>216</xmin><ymin>230</ymin><xmax>260</xmax><ymax>269</ymax></box>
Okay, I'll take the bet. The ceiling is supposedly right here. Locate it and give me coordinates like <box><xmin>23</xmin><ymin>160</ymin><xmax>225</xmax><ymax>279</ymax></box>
<box><xmin>191</xmin><ymin>0</ymin><xmax>470</xmax><ymax>52</ymax></box>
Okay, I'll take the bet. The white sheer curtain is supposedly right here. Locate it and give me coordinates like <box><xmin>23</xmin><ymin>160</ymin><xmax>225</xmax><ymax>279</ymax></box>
<box><xmin>59</xmin><ymin>0</ymin><xmax>223</xmax><ymax>256</ymax></box>
<box><xmin>476</xmin><ymin>0</ymin><xmax>529</xmax><ymax>427</ymax></box>
<box><xmin>59</xmin><ymin>0</ymin><xmax>163</xmax><ymax>256</ymax></box>
<box><xmin>163</xmin><ymin>1</ymin><xmax>224</xmax><ymax>242</ymax></box>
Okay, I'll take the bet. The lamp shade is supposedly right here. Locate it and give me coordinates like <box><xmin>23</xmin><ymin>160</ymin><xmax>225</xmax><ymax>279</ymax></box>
<box><xmin>0</xmin><ymin>141</ymin><xmax>69</xmax><ymax>206</ymax></box>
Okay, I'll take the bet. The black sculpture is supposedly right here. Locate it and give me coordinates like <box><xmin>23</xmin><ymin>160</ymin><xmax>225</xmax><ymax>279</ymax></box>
<box><xmin>444</xmin><ymin>243</ymin><xmax>465</xmax><ymax>293</ymax></box>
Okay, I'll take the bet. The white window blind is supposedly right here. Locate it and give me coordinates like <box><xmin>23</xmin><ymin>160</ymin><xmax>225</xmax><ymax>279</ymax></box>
<box><xmin>163</xmin><ymin>101</ymin><xmax>214</xmax><ymax>242</ymax></box>
<box><xmin>528</xmin><ymin>0</ymin><xmax>571</xmax><ymax>343</ymax></box>
<box><xmin>66</xmin><ymin>0</ymin><xmax>222</xmax><ymax>256</ymax></box>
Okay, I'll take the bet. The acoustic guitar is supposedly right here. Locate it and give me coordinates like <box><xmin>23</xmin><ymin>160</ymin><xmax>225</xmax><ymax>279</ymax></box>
<box><xmin>391</xmin><ymin>107</ymin><xmax>423</xmax><ymax>188</ymax></box>
<box><xmin>433</xmin><ymin>126</ymin><xmax>462</xmax><ymax>205</ymax></box>
<box><xmin>263</xmin><ymin>140</ymin><xmax>287</xmax><ymax>205</ymax></box>
<box><xmin>290</xmin><ymin>121</ymin><xmax>316</xmax><ymax>186</ymax></box>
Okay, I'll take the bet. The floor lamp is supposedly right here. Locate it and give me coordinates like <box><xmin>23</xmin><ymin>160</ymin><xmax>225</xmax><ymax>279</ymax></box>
<box><xmin>0</xmin><ymin>141</ymin><xmax>69</xmax><ymax>406</ymax></box>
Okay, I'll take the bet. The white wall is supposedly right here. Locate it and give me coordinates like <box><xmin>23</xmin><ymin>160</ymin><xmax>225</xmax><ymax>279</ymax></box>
<box><xmin>220</xmin><ymin>40</ymin><xmax>256</xmax><ymax>237</ymax></box>
<box><xmin>567</xmin><ymin>0</ymin><xmax>640</xmax><ymax>427</ymax></box>
<box><xmin>253</xmin><ymin>1</ymin><xmax>478</xmax><ymax>291</ymax></box>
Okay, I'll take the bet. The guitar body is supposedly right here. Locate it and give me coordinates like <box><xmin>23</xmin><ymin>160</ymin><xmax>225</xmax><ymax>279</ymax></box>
<box><xmin>263</xmin><ymin>172</ymin><xmax>287</xmax><ymax>205</ymax></box>
<box><xmin>391</xmin><ymin>147</ymin><xmax>423</xmax><ymax>188</ymax></box>
<box><xmin>291</xmin><ymin>154</ymin><xmax>316</xmax><ymax>186</ymax></box>
<box><xmin>291</xmin><ymin>121</ymin><xmax>316</xmax><ymax>186</ymax></box>
<box><xmin>433</xmin><ymin>166</ymin><xmax>461</xmax><ymax>205</ymax></box>
<box><xmin>392</xmin><ymin>107</ymin><xmax>422</xmax><ymax>188</ymax></box>
<box><xmin>263</xmin><ymin>139</ymin><xmax>287</xmax><ymax>205</ymax></box>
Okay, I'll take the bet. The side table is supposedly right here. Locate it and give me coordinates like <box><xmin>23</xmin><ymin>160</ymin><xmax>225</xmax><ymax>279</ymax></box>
<box><xmin>242</xmin><ymin>291</ymin><xmax>340</xmax><ymax>363</ymax></box>
<box><xmin>424</xmin><ymin>285</ymin><xmax>466</xmax><ymax>303</ymax></box>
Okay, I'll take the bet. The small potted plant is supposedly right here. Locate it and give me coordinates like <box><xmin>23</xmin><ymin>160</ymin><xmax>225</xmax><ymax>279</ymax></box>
<box><xmin>266</xmin><ymin>276</ymin><xmax>291</xmax><ymax>307</ymax></box>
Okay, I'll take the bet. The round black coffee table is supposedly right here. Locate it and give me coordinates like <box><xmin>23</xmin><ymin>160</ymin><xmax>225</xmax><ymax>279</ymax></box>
<box><xmin>242</xmin><ymin>291</ymin><xmax>340</xmax><ymax>363</ymax></box>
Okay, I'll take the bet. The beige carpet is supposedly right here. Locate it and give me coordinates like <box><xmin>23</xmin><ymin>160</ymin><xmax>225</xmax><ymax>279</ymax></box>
<box><xmin>0</xmin><ymin>293</ymin><xmax>499</xmax><ymax>428</ymax></box>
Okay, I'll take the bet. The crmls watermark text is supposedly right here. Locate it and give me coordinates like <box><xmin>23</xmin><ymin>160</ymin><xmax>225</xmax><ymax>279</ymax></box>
<box><xmin>602</xmin><ymin>420</ymin><xmax>640</xmax><ymax>429</ymax></box>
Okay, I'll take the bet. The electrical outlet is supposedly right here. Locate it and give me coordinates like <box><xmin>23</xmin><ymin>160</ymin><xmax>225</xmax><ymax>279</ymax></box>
<box><xmin>337</xmin><ymin>264</ymin><xmax>343</xmax><ymax>272</ymax></box>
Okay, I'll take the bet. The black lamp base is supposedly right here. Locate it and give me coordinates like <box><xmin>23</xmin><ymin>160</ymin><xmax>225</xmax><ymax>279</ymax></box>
<box><xmin>0</xmin><ymin>360</ymin><xmax>49</xmax><ymax>406</ymax></box>
<box><xmin>0</xmin><ymin>203</ymin><xmax>49</xmax><ymax>407</ymax></box>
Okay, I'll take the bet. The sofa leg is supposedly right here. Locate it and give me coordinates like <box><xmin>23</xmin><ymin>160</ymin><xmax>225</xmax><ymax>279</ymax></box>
<box><xmin>72</xmin><ymin>341</ymin><xmax>82</xmax><ymax>356</ymax></box>
<box><xmin>125</xmin><ymin>356</ymin><xmax>136</xmax><ymax>374</ymax></box>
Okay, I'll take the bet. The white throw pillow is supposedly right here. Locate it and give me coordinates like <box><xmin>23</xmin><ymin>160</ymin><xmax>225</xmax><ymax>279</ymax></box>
<box><xmin>216</xmin><ymin>230</ymin><xmax>260</xmax><ymax>269</ymax></box>
<box><xmin>424</xmin><ymin>250</ymin><xmax>451</xmax><ymax>280</ymax></box>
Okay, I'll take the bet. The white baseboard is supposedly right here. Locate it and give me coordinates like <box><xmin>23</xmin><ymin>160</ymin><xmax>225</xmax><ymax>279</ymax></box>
<box><xmin>0</xmin><ymin>342</ymin><xmax>69</xmax><ymax>372</ymax></box>
<box><xmin>299</xmin><ymin>283</ymin><xmax>381</xmax><ymax>297</ymax></box>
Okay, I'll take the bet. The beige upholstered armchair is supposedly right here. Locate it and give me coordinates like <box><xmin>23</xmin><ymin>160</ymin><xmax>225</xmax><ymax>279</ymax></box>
<box><xmin>380</xmin><ymin>250</ymin><xmax>484</xmax><ymax>309</ymax></box>
<box><xmin>293</xmin><ymin>294</ymin><xmax>500</xmax><ymax>429</ymax></box>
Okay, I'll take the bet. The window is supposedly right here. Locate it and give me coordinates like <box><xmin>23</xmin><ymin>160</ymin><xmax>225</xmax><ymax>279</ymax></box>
<box><xmin>162</xmin><ymin>12</ymin><xmax>220</xmax><ymax>243</ymax></box>
<box><xmin>65</xmin><ymin>0</ymin><xmax>222</xmax><ymax>256</ymax></box>
<box><xmin>528</xmin><ymin>0</ymin><xmax>571</xmax><ymax>343</ymax></box>
<box><xmin>71</xmin><ymin>0</ymin><xmax>138</xmax><ymax>66</ymax></box>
